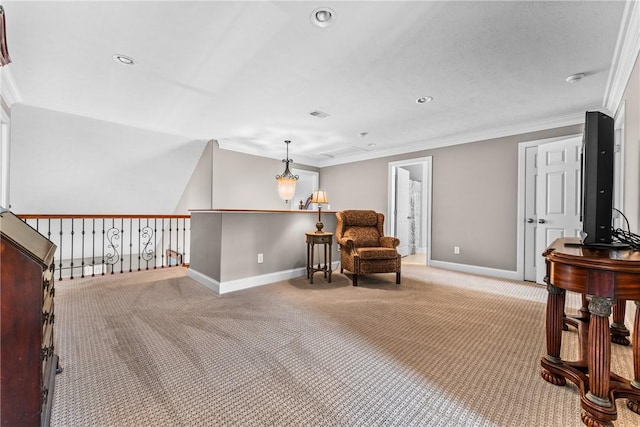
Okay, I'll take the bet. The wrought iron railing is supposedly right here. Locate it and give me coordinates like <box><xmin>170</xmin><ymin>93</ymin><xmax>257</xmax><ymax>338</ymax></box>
<box><xmin>18</xmin><ymin>214</ymin><xmax>190</xmax><ymax>281</ymax></box>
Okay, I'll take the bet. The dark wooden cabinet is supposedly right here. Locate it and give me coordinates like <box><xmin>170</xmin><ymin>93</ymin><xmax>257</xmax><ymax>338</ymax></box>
<box><xmin>1</xmin><ymin>210</ymin><xmax>59</xmax><ymax>427</ymax></box>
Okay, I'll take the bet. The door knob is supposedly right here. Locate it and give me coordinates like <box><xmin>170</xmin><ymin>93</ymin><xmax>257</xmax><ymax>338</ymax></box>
<box><xmin>538</xmin><ymin>219</ymin><xmax>547</xmax><ymax>224</ymax></box>
<box><xmin>526</xmin><ymin>218</ymin><xmax>535</xmax><ymax>223</ymax></box>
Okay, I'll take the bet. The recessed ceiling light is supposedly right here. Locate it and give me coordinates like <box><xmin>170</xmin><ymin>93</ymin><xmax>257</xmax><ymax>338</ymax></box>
<box><xmin>310</xmin><ymin>7</ymin><xmax>336</xmax><ymax>28</ymax></box>
<box><xmin>566</xmin><ymin>73</ymin><xmax>585</xmax><ymax>83</ymax></box>
<box><xmin>416</xmin><ymin>96</ymin><xmax>433</xmax><ymax>104</ymax></box>
<box><xmin>112</xmin><ymin>54</ymin><xmax>135</xmax><ymax>66</ymax></box>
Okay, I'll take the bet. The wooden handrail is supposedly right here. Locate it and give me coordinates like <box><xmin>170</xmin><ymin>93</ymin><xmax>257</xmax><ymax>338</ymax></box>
<box><xmin>17</xmin><ymin>214</ymin><xmax>190</xmax><ymax>219</ymax></box>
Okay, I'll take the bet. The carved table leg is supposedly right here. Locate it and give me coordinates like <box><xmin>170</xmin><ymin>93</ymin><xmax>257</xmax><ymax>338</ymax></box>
<box><xmin>307</xmin><ymin>242</ymin><xmax>311</xmax><ymax>279</ymax></box>
<box><xmin>611</xmin><ymin>299</ymin><xmax>631</xmax><ymax>346</ymax></box>
<box><xmin>565</xmin><ymin>294</ymin><xmax>590</xmax><ymax>331</ymax></box>
<box><xmin>328</xmin><ymin>242</ymin><xmax>332</xmax><ymax>283</ymax></box>
<box><xmin>542</xmin><ymin>283</ymin><xmax>567</xmax><ymax>386</ymax></box>
<box><xmin>581</xmin><ymin>297</ymin><xmax>615</xmax><ymax>427</ymax></box>
<box><xmin>323</xmin><ymin>242</ymin><xmax>328</xmax><ymax>279</ymax></box>
<box><xmin>309</xmin><ymin>242</ymin><xmax>315</xmax><ymax>284</ymax></box>
<box><xmin>628</xmin><ymin>301</ymin><xmax>640</xmax><ymax>414</ymax></box>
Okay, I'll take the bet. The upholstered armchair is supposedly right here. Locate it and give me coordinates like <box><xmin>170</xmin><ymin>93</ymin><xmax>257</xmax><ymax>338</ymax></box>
<box><xmin>335</xmin><ymin>210</ymin><xmax>401</xmax><ymax>286</ymax></box>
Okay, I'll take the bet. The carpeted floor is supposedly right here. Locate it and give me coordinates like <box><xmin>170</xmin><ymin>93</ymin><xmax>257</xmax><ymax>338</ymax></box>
<box><xmin>50</xmin><ymin>265</ymin><xmax>638</xmax><ymax>426</ymax></box>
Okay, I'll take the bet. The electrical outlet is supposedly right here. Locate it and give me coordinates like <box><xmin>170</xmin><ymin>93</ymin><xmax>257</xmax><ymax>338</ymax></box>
<box><xmin>257</xmin><ymin>253</ymin><xmax>264</xmax><ymax>264</ymax></box>
<box><xmin>454</xmin><ymin>246</ymin><xmax>460</xmax><ymax>255</ymax></box>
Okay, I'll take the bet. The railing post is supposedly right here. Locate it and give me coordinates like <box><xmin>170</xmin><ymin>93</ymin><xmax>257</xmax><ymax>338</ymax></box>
<box><xmin>81</xmin><ymin>219</ymin><xmax>86</xmax><ymax>279</ymax></box>
<box><xmin>91</xmin><ymin>218</ymin><xmax>96</xmax><ymax>277</ymax></box>
<box><xmin>58</xmin><ymin>218</ymin><xmax>63</xmax><ymax>281</ymax></box>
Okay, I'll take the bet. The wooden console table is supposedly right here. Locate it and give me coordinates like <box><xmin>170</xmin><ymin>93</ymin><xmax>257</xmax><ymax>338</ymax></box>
<box><xmin>541</xmin><ymin>237</ymin><xmax>640</xmax><ymax>427</ymax></box>
<box><xmin>305</xmin><ymin>232</ymin><xmax>332</xmax><ymax>284</ymax></box>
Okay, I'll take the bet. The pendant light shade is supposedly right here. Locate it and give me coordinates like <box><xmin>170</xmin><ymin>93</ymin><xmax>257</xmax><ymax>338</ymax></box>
<box><xmin>276</xmin><ymin>140</ymin><xmax>299</xmax><ymax>203</ymax></box>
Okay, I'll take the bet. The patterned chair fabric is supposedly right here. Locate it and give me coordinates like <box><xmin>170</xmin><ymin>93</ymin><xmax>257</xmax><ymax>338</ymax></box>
<box><xmin>335</xmin><ymin>210</ymin><xmax>401</xmax><ymax>286</ymax></box>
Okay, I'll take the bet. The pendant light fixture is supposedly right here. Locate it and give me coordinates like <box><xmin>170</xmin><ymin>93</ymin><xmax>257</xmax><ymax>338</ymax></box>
<box><xmin>0</xmin><ymin>6</ymin><xmax>12</xmax><ymax>67</ymax></box>
<box><xmin>276</xmin><ymin>140</ymin><xmax>298</xmax><ymax>203</ymax></box>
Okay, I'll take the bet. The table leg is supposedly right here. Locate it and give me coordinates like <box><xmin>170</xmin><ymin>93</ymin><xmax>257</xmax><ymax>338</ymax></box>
<box><xmin>611</xmin><ymin>299</ymin><xmax>631</xmax><ymax>346</ymax></box>
<box><xmin>581</xmin><ymin>296</ymin><xmax>615</xmax><ymax>427</ymax></box>
<box><xmin>323</xmin><ymin>242</ymin><xmax>328</xmax><ymax>278</ymax></box>
<box><xmin>310</xmin><ymin>242</ymin><xmax>315</xmax><ymax>284</ymax></box>
<box><xmin>628</xmin><ymin>301</ymin><xmax>640</xmax><ymax>414</ymax></box>
<box><xmin>328</xmin><ymin>242</ymin><xmax>332</xmax><ymax>283</ymax></box>
<box><xmin>580</xmin><ymin>294</ymin><xmax>590</xmax><ymax>319</ymax></box>
<box><xmin>306</xmin><ymin>242</ymin><xmax>311</xmax><ymax>279</ymax></box>
<box><xmin>542</xmin><ymin>283</ymin><xmax>567</xmax><ymax>386</ymax></box>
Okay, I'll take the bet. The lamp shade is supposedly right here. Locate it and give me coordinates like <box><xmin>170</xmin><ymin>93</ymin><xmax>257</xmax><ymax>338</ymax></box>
<box><xmin>311</xmin><ymin>190</ymin><xmax>328</xmax><ymax>205</ymax></box>
<box><xmin>277</xmin><ymin>176</ymin><xmax>297</xmax><ymax>202</ymax></box>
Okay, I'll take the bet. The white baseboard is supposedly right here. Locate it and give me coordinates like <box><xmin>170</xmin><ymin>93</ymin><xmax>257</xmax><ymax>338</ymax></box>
<box><xmin>429</xmin><ymin>260</ymin><xmax>520</xmax><ymax>281</ymax></box>
<box><xmin>188</xmin><ymin>261</ymin><xmax>340</xmax><ymax>294</ymax></box>
<box><xmin>187</xmin><ymin>268</ymin><xmax>221</xmax><ymax>293</ymax></box>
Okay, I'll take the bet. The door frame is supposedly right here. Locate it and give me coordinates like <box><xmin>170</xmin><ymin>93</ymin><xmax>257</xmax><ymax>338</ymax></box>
<box><xmin>289</xmin><ymin>168</ymin><xmax>319</xmax><ymax>211</ymax></box>
<box><xmin>387</xmin><ymin>156</ymin><xmax>433</xmax><ymax>265</ymax></box>
<box><xmin>517</xmin><ymin>134</ymin><xmax>582</xmax><ymax>282</ymax></box>
<box><xmin>613</xmin><ymin>102</ymin><xmax>625</xmax><ymax>229</ymax></box>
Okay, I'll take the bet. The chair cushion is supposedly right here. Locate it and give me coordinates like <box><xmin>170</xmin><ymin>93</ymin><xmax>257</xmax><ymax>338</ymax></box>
<box><xmin>356</xmin><ymin>247</ymin><xmax>398</xmax><ymax>260</ymax></box>
<box><xmin>343</xmin><ymin>226</ymin><xmax>380</xmax><ymax>247</ymax></box>
<box><xmin>342</xmin><ymin>210</ymin><xmax>379</xmax><ymax>227</ymax></box>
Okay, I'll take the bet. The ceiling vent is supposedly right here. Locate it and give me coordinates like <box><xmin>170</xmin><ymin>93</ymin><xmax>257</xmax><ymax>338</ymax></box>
<box><xmin>309</xmin><ymin>110</ymin><xmax>330</xmax><ymax>118</ymax></box>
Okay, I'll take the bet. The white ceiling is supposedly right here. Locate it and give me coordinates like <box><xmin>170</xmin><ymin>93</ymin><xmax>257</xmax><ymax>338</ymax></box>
<box><xmin>2</xmin><ymin>1</ymin><xmax>631</xmax><ymax>167</ymax></box>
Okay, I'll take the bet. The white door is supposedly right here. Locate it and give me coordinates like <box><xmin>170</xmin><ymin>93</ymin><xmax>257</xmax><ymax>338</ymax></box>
<box><xmin>535</xmin><ymin>136</ymin><xmax>583</xmax><ymax>283</ymax></box>
<box><xmin>396</xmin><ymin>167</ymin><xmax>411</xmax><ymax>256</ymax></box>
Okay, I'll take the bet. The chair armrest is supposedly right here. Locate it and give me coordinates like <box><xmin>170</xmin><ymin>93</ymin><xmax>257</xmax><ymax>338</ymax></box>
<box><xmin>337</xmin><ymin>238</ymin><xmax>356</xmax><ymax>252</ymax></box>
<box><xmin>379</xmin><ymin>236</ymin><xmax>400</xmax><ymax>248</ymax></box>
<box><xmin>337</xmin><ymin>237</ymin><xmax>354</xmax><ymax>247</ymax></box>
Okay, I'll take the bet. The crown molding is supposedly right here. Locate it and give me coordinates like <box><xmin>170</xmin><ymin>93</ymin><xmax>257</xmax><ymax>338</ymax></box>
<box><xmin>217</xmin><ymin>111</ymin><xmax>587</xmax><ymax>169</ymax></box>
<box><xmin>0</xmin><ymin>66</ymin><xmax>21</xmax><ymax>107</ymax></box>
<box><xmin>603</xmin><ymin>0</ymin><xmax>640</xmax><ymax>114</ymax></box>
<box><xmin>317</xmin><ymin>111</ymin><xmax>587</xmax><ymax>168</ymax></box>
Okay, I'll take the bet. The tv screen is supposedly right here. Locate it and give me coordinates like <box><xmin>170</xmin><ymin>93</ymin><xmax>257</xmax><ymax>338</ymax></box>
<box><xmin>581</xmin><ymin>111</ymin><xmax>614</xmax><ymax>245</ymax></box>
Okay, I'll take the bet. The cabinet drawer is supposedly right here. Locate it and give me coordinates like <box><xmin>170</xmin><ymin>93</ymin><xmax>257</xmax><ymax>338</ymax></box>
<box><xmin>308</xmin><ymin>235</ymin><xmax>332</xmax><ymax>244</ymax></box>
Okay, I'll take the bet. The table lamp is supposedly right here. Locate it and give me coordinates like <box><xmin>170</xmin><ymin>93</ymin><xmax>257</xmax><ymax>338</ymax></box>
<box><xmin>311</xmin><ymin>190</ymin><xmax>328</xmax><ymax>233</ymax></box>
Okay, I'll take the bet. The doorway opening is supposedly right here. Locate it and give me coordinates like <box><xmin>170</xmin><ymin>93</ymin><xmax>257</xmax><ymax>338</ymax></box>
<box><xmin>289</xmin><ymin>169</ymin><xmax>319</xmax><ymax>211</ymax></box>
<box><xmin>388</xmin><ymin>157</ymin><xmax>432</xmax><ymax>266</ymax></box>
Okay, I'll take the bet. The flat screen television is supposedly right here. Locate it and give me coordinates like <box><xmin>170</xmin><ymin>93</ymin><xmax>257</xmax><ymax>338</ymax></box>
<box><xmin>581</xmin><ymin>111</ymin><xmax>614</xmax><ymax>245</ymax></box>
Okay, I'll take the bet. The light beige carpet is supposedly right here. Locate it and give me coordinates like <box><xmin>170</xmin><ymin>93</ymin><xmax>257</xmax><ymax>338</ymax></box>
<box><xmin>50</xmin><ymin>265</ymin><xmax>638</xmax><ymax>426</ymax></box>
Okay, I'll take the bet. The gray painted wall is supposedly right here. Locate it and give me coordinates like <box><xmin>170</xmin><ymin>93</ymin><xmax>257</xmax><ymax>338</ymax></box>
<box><xmin>211</xmin><ymin>144</ymin><xmax>319</xmax><ymax>210</ymax></box>
<box><xmin>321</xmin><ymin>125</ymin><xmax>583</xmax><ymax>271</ymax></box>
<box><xmin>191</xmin><ymin>211</ymin><xmax>337</xmax><ymax>282</ymax></box>
<box><xmin>174</xmin><ymin>140</ymin><xmax>214</xmax><ymax>213</ymax></box>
